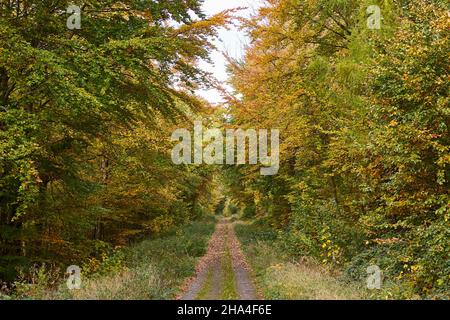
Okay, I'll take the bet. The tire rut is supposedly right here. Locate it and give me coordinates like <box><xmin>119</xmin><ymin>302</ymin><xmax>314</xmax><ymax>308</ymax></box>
<box><xmin>178</xmin><ymin>219</ymin><xmax>258</xmax><ymax>300</ymax></box>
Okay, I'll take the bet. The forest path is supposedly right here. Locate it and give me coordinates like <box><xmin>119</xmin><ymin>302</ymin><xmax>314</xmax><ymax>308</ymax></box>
<box><xmin>179</xmin><ymin>219</ymin><xmax>258</xmax><ymax>300</ymax></box>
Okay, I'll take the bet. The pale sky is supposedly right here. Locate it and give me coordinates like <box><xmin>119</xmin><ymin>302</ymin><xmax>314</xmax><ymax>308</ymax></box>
<box><xmin>196</xmin><ymin>0</ymin><xmax>264</xmax><ymax>104</ymax></box>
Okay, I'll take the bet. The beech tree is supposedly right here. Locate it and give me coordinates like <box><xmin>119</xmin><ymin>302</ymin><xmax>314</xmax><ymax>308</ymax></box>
<box><xmin>0</xmin><ymin>0</ymin><xmax>230</xmax><ymax>280</ymax></box>
<box><xmin>227</xmin><ymin>0</ymin><xmax>449</xmax><ymax>298</ymax></box>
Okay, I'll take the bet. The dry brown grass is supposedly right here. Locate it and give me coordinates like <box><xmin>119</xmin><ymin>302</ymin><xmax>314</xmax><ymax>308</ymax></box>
<box><xmin>265</xmin><ymin>261</ymin><xmax>363</xmax><ymax>300</ymax></box>
<box><xmin>236</xmin><ymin>226</ymin><xmax>366</xmax><ymax>300</ymax></box>
<box><xmin>66</xmin><ymin>266</ymin><xmax>160</xmax><ymax>300</ymax></box>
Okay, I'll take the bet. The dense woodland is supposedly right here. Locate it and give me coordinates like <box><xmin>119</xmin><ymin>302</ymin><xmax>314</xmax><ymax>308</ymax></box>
<box><xmin>0</xmin><ymin>0</ymin><xmax>449</xmax><ymax>299</ymax></box>
<box><xmin>225</xmin><ymin>0</ymin><xmax>449</xmax><ymax>299</ymax></box>
<box><xmin>0</xmin><ymin>0</ymin><xmax>228</xmax><ymax>284</ymax></box>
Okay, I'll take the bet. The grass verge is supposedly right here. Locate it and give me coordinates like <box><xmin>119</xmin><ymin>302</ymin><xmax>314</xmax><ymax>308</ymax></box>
<box><xmin>48</xmin><ymin>218</ymin><xmax>216</xmax><ymax>300</ymax></box>
<box><xmin>235</xmin><ymin>221</ymin><xmax>366</xmax><ymax>300</ymax></box>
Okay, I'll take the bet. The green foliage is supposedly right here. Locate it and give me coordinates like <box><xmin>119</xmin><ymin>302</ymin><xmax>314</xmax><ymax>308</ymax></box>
<box><xmin>241</xmin><ymin>205</ymin><xmax>256</xmax><ymax>220</ymax></box>
<box><xmin>0</xmin><ymin>0</ymin><xmax>229</xmax><ymax>283</ymax></box>
<box><xmin>214</xmin><ymin>197</ymin><xmax>227</xmax><ymax>216</ymax></box>
<box><xmin>228</xmin><ymin>0</ymin><xmax>449</xmax><ymax>299</ymax></box>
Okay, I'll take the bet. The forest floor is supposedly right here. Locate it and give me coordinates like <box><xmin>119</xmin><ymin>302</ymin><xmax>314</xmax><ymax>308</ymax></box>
<box><xmin>179</xmin><ymin>218</ymin><xmax>258</xmax><ymax>300</ymax></box>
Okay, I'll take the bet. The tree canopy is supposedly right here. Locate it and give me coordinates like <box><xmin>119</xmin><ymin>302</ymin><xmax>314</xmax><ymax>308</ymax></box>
<box><xmin>225</xmin><ymin>0</ymin><xmax>449</xmax><ymax>298</ymax></box>
<box><xmin>0</xmin><ymin>0</ymin><xmax>231</xmax><ymax>281</ymax></box>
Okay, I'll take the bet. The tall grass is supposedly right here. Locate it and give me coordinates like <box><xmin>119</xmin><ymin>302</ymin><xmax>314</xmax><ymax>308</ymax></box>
<box><xmin>44</xmin><ymin>219</ymin><xmax>216</xmax><ymax>300</ymax></box>
<box><xmin>235</xmin><ymin>222</ymin><xmax>366</xmax><ymax>300</ymax></box>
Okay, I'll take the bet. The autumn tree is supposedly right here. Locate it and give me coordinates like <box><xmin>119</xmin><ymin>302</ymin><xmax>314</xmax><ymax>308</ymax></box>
<box><xmin>0</xmin><ymin>0</ymin><xmax>231</xmax><ymax>281</ymax></box>
<box><xmin>228</xmin><ymin>0</ymin><xmax>449</xmax><ymax>298</ymax></box>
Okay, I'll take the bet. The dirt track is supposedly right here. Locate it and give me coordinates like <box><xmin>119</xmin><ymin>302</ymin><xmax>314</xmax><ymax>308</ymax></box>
<box><xmin>179</xmin><ymin>219</ymin><xmax>258</xmax><ymax>300</ymax></box>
